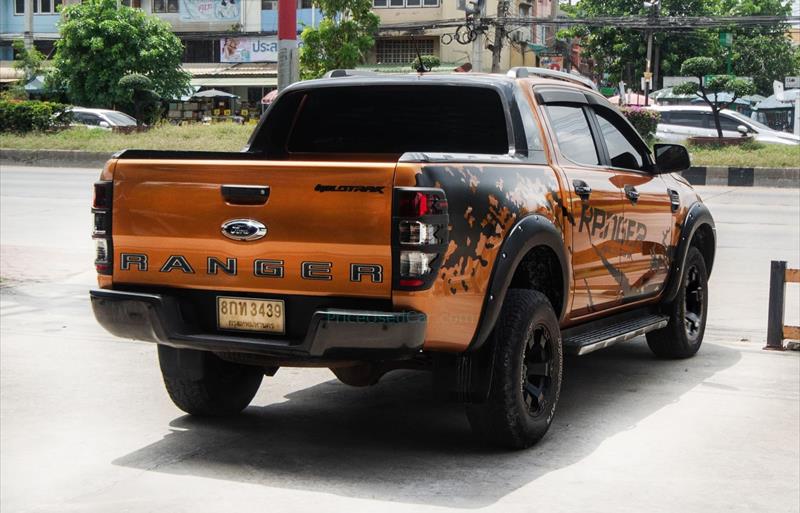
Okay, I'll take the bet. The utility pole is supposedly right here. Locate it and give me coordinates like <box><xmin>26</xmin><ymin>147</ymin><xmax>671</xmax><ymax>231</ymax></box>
<box><xmin>23</xmin><ymin>0</ymin><xmax>34</xmax><ymax>50</ymax></box>
<box><xmin>643</xmin><ymin>0</ymin><xmax>659</xmax><ymax>106</ymax></box>
<box><xmin>277</xmin><ymin>0</ymin><xmax>299</xmax><ymax>91</ymax></box>
<box><xmin>471</xmin><ymin>0</ymin><xmax>486</xmax><ymax>72</ymax></box>
<box><xmin>490</xmin><ymin>1</ymin><xmax>508</xmax><ymax>73</ymax></box>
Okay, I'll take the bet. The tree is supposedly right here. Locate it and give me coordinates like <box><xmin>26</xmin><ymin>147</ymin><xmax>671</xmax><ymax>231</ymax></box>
<box><xmin>299</xmin><ymin>0</ymin><xmax>379</xmax><ymax>80</ymax></box>
<box><xmin>673</xmin><ymin>56</ymin><xmax>755</xmax><ymax>138</ymax></box>
<box><xmin>50</xmin><ymin>0</ymin><xmax>190</xmax><ymax>108</ymax></box>
<box><xmin>722</xmin><ymin>0</ymin><xmax>800</xmax><ymax>95</ymax></box>
<box><xmin>118</xmin><ymin>73</ymin><xmax>160</xmax><ymax>125</ymax></box>
<box><xmin>12</xmin><ymin>40</ymin><xmax>45</xmax><ymax>83</ymax></box>
<box><xmin>561</xmin><ymin>0</ymin><xmax>721</xmax><ymax>86</ymax></box>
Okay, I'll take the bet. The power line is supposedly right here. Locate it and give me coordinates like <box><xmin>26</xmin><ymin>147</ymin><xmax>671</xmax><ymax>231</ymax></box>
<box><xmin>378</xmin><ymin>14</ymin><xmax>800</xmax><ymax>33</ymax></box>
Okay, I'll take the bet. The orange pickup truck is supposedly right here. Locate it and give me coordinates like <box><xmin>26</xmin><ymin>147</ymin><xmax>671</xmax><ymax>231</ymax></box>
<box><xmin>91</xmin><ymin>68</ymin><xmax>715</xmax><ymax>449</ymax></box>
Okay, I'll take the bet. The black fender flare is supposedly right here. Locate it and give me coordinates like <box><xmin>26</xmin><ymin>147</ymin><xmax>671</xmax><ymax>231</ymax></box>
<box><xmin>661</xmin><ymin>201</ymin><xmax>716</xmax><ymax>304</ymax></box>
<box><xmin>466</xmin><ymin>214</ymin><xmax>569</xmax><ymax>352</ymax></box>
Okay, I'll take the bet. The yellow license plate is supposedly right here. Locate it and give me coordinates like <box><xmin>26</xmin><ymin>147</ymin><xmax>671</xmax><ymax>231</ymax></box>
<box><xmin>217</xmin><ymin>297</ymin><xmax>285</xmax><ymax>334</ymax></box>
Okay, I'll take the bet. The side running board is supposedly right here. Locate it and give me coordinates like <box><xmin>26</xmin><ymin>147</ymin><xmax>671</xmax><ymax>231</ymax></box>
<box><xmin>562</xmin><ymin>310</ymin><xmax>669</xmax><ymax>356</ymax></box>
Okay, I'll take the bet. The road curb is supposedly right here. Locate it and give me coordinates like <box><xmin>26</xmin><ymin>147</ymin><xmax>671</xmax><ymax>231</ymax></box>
<box><xmin>0</xmin><ymin>149</ymin><xmax>113</xmax><ymax>169</ymax></box>
<box><xmin>681</xmin><ymin>166</ymin><xmax>800</xmax><ymax>188</ymax></box>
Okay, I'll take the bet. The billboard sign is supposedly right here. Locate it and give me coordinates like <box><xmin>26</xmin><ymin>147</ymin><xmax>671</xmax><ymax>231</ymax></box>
<box><xmin>181</xmin><ymin>0</ymin><xmax>240</xmax><ymax>21</ymax></box>
<box><xmin>221</xmin><ymin>36</ymin><xmax>280</xmax><ymax>63</ymax></box>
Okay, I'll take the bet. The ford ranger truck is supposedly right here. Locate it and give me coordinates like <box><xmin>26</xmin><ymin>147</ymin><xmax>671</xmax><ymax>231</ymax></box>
<box><xmin>91</xmin><ymin>68</ymin><xmax>715</xmax><ymax>449</ymax></box>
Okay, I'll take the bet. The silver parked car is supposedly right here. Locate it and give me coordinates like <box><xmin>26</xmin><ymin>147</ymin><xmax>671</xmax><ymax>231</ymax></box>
<box><xmin>68</xmin><ymin>107</ymin><xmax>138</xmax><ymax>130</ymax></box>
<box><xmin>652</xmin><ymin>105</ymin><xmax>799</xmax><ymax>145</ymax></box>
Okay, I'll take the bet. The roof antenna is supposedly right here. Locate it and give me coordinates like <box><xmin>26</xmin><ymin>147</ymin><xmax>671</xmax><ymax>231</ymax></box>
<box><xmin>412</xmin><ymin>34</ymin><xmax>430</xmax><ymax>73</ymax></box>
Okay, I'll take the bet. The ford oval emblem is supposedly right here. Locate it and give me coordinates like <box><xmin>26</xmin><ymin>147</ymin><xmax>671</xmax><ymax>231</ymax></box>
<box><xmin>221</xmin><ymin>219</ymin><xmax>267</xmax><ymax>241</ymax></box>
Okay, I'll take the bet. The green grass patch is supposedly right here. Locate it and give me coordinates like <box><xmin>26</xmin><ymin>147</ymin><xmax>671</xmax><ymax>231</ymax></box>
<box><xmin>2</xmin><ymin>124</ymin><xmax>798</xmax><ymax>169</ymax></box>
<box><xmin>686</xmin><ymin>141</ymin><xmax>799</xmax><ymax>168</ymax></box>
<box><xmin>0</xmin><ymin>123</ymin><xmax>254</xmax><ymax>153</ymax></box>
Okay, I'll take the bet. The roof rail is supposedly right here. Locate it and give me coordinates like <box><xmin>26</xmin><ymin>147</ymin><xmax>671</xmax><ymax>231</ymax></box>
<box><xmin>324</xmin><ymin>69</ymin><xmax>380</xmax><ymax>78</ymax></box>
<box><xmin>507</xmin><ymin>67</ymin><xmax>597</xmax><ymax>91</ymax></box>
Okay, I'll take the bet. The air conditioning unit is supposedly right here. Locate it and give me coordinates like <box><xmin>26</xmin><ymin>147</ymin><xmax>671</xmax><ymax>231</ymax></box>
<box><xmin>511</xmin><ymin>27</ymin><xmax>532</xmax><ymax>43</ymax></box>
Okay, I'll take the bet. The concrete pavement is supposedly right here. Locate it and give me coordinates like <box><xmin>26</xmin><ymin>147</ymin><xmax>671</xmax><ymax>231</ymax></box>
<box><xmin>1</xmin><ymin>166</ymin><xmax>798</xmax><ymax>513</ymax></box>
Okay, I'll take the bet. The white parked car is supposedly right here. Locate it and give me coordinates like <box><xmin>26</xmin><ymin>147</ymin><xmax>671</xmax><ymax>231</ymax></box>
<box><xmin>652</xmin><ymin>105</ymin><xmax>799</xmax><ymax>145</ymax></box>
<box><xmin>68</xmin><ymin>107</ymin><xmax>138</xmax><ymax>130</ymax></box>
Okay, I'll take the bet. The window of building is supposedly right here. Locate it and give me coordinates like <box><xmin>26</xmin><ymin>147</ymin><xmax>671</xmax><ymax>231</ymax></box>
<box><xmin>15</xmin><ymin>0</ymin><xmax>62</xmax><ymax>15</ymax></box>
<box><xmin>376</xmin><ymin>38</ymin><xmax>435</xmax><ymax>64</ymax></box>
<box><xmin>545</xmin><ymin>105</ymin><xmax>600</xmax><ymax>166</ymax></box>
<box><xmin>261</xmin><ymin>0</ymin><xmax>312</xmax><ymax>8</ymax></box>
<box><xmin>153</xmin><ymin>0</ymin><xmax>179</xmax><ymax>13</ymax></box>
<box><xmin>122</xmin><ymin>0</ymin><xmax>142</xmax><ymax>7</ymax></box>
<box><xmin>183</xmin><ymin>39</ymin><xmax>219</xmax><ymax>63</ymax></box>
<box><xmin>373</xmin><ymin>0</ymin><xmax>438</xmax><ymax>7</ymax></box>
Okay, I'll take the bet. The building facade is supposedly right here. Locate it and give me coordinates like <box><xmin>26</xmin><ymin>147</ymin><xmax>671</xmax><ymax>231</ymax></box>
<box><xmin>1</xmin><ymin>0</ymin><xmax>564</xmax><ymax>99</ymax></box>
<box><xmin>0</xmin><ymin>0</ymin><xmax>323</xmax><ymax>104</ymax></box>
<box><xmin>368</xmin><ymin>0</ymin><xmax>557</xmax><ymax>72</ymax></box>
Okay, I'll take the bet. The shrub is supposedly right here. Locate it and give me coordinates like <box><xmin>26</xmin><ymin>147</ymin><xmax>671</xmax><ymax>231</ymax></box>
<box><xmin>410</xmin><ymin>55</ymin><xmax>441</xmax><ymax>71</ymax></box>
<box><xmin>0</xmin><ymin>100</ymin><xmax>72</xmax><ymax>133</ymax></box>
<box><xmin>620</xmin><ymin>106</ymin><xmax>661</xmax><ymax>142</ymax></box>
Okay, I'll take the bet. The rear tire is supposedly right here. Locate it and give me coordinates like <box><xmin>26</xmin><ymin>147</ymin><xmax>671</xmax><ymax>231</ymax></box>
<box><xmin>646</xmin><ymin>246</ymin><xmax>709</xmax><ymax>359</ymax></box>
<box><xmin>158</xmin><ymin>346</ymin><xmax>263</xmax><ymax>416</ymax></box>
<box><xmin>466</xmin><ymin>289</ymin><xmax>563</xmax><ymax>449</ymax></box>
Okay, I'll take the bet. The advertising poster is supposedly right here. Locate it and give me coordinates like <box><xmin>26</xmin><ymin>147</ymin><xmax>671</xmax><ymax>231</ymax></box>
<box><xmin>181</xmin><ymin>0</ymin><xmax>240</xmax><ymax>21</ymax></box>
<box><xmin>221</xmin><ymin>36</ymin><xmax>301</xmax><ymax>63</ymax></box>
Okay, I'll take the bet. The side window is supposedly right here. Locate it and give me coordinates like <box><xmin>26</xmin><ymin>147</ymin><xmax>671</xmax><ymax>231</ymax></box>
<box><xmin>545</xmin><ymin>105</ymin><xmax>599</xmax><ymax>166</ymax></box>
<box><xmin>718</xmin><ymin>114</ymin><xmax>743</xmax><ymax>132</ymax></box>
<box><xmin>593</xmin><ymin>107</ymin><xmax>646</xmax><ymax>170</ymax></box>
<box><xmin>668</xmin><ymin>111</ymin><xmax>707</xmax><ymax>128</ymax></box>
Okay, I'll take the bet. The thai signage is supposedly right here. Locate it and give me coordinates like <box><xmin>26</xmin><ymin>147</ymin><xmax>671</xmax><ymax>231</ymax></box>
<box><xmin>221</xmin><ymin>36</ymin><xmax>304</xmax><ymax>63</ymax></box>
<box><xmin>181</xmin><ymin>0</ymin><xmax>240</xmax><ymax>21</ymax></box>
<box><xmin>539</xmin><ymin>56</ymin><xmax>564</xmax><ymax>71</ymax></box>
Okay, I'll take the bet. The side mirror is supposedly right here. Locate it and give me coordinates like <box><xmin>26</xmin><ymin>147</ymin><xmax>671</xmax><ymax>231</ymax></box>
<box><xmin>653</xmin><ymin>143</ymin><xmax>691</xmax><ymax>173</ymax></box>
<box><xmin>98</xmin><ymin>121</ymin><xmax>110</xmax><ymax>128</ymax></box>
<box><xmin>737</xmin><ymin>125</ymin><xmax>749</xmax><ymax>136</ymax></box>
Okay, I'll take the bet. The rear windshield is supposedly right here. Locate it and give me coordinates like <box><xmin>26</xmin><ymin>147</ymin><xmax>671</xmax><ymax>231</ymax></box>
<box><xmin>284</xmin><ymin>85</ymin><xmax>510</xmax><ymax>155</ymax></box>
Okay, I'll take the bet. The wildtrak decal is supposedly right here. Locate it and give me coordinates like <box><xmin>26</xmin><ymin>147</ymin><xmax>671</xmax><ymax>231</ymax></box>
<box><xmin>314</xmin><ymin>184</ymin><xmax>385</xmax><ymax>193</ymax></box>
<box><xmin>578</xmin><ymin>204</ymin><xmax>647</xmax><ymax>243</ymax></box>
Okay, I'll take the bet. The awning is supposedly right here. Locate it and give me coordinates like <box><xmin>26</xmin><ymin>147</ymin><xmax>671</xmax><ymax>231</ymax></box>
<box><xmin>189</xmin><ymin>77</ymin><xmax>277</xmax><ymax>87</ymax></box>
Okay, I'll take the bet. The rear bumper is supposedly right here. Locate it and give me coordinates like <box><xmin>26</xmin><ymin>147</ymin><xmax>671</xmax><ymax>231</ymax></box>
<box><xmin>90</xmin><ymin>289</ymin><xmax>427</xmax><ymax>360</ymax></box>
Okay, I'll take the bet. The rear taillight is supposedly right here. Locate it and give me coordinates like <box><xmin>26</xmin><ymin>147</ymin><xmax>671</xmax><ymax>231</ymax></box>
<box><xmin>92</xmin><ymin>181</ymin><xmax>113</xmax><ymax>275</ymax></box>
<box><xmin>393</xmin><ymin>187</ymin><xmax>449</xmax><ymax>290</ymax></box>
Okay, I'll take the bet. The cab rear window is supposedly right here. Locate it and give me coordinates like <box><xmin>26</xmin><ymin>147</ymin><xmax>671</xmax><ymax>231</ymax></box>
<box><xmin>284</xmin><ymin>85</ymin><xmax>510</xmax><ymax>155</ymax></box>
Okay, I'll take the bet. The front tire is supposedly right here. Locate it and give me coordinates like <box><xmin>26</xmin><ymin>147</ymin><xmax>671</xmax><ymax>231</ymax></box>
<box><xmin>646</xmin><ymin>246</ymin><xmax>709</xmax><ymax>358</ymax></box>
<box><xmin>158</xmin><ymin>346</ymin><xmax>263</xmax><ymax>416</ymax></box>
<box><xmin>466</xmin><ymin>289</ymin><xmax>563</xmax><ymax>449</ymax></box>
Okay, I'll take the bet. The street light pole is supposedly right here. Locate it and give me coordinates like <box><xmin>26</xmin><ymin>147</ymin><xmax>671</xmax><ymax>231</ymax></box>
<box><xmin>644</xmin><ymin>30</ymin><xmax>653</xmax><ymax>106</ymax></box>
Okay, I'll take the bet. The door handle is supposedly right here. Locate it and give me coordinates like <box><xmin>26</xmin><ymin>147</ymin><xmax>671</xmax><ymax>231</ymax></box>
<box><xmin>221</xmin><ymin>185</ymin><xmax>270</xmax><ymax>205</ymax></box>
<box><xmin>625</xmin><ymin>185</ymin><xmax>640</xmax><ymax>203</ymax></box>
<box><xmin>573</xmin><ymin>180</ymin><xmax>592</xmax><ymax>200</ymax></box>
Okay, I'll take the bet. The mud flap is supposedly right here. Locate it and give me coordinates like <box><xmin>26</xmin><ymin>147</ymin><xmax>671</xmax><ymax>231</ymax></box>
<box><xmin>432</xmin><ymin>340</ymin><xmax>497</xmax><ymax>403</ymax></box>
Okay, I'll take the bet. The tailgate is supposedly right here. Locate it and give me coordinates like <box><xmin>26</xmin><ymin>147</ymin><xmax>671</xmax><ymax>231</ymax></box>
<box><xmin>111</xmin><ymin>159</ymin><xmax>395</xmax><ymax>298</ymax></box>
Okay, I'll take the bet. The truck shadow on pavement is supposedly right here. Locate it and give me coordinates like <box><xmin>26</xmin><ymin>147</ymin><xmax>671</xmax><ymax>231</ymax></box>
<box><xmin>113</xmin><ymin>340</ymin><xmax>740</xmax><ymax>508</ymax></box>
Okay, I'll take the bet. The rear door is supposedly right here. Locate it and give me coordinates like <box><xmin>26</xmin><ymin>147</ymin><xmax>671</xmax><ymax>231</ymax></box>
<box><xmin>541</xmin><ymin>101</ymin><xmax>625</xmax><ymax>318</ymax></box>
<box><xmin>589</xmin><ymin>104</ymin><xmax>673</xmax><ymax>302</ymax></box>
<box><xmin>111</xmin><ymin>159</ymin><xmax>395</xmax><ymax>299</ymax></box>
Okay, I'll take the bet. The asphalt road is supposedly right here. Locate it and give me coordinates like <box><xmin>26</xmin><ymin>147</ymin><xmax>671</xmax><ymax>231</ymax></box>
<box><xmin>1</xmin><ymin>165</ymin><xmax>798</xmax><ymax>513</ymax></box>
